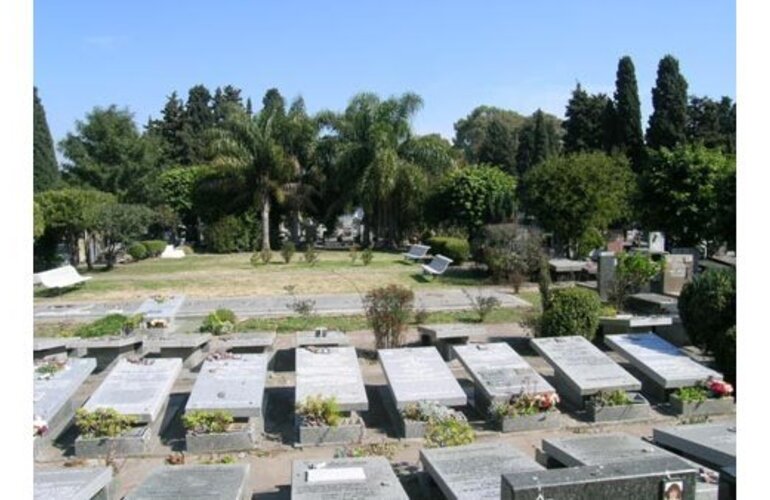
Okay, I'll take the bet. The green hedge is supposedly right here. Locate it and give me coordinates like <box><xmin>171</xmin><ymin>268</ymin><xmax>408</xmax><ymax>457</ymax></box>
<box><xmin>127</xmin><ymin>242</ymin><xmax>148</xmax><ymax>261</ymax></box>
<box><xmin>427</xmin><ymin>236</ymin><xmax>470</xmax><ymax>265</ymax></box>
<box><xmin>142</xmin><ymin>240</ymin><xmax>167</xmax><ymax>257</ymax></box>
<box><xmin>539</xmin><ymin>287</ymin><xmax>601</xmax><ymax>340</ymax></box>
<box><xmin>204</xmin><ymin>215</ymin><xmax>259</xmax><ymax>253</ymax></box>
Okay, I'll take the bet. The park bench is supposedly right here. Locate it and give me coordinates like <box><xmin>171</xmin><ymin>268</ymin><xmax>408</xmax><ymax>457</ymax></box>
<box><xmin>422</xmin><ymin>254</ymin><xmax>453</xmax><ymax>277</ymax></box>
<box><xmin>402</xmin><ymin>243</ymin><xmax>431</xmax><ymax>262</ymax></box>
<box><xmin>33</xmin><ymin>264</ymin><xmax>91</xmax><ymax>289</ymax></box>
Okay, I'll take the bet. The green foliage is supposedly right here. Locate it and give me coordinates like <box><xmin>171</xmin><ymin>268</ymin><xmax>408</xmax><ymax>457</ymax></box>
<box><xmin>538</xmin><ymin>254</ymin><xmax>552</xmax><ymax>311</ymax></box>
<box><xmin>521</xmin><ymin>152</ymin><xmax>634</xmax><ymax>252</ymax></box>
<box><xmin>427</xmin><ymin>237</ymin><xmax>471</xmax><ymax>265</ymax></box>
<box><xmin>453</xmin><ymin>106</ymin><xmax>527</xmax><ymax>173</ymax></box>
<box><xmin>303</xmin><ymin>246</ymin><xmax>319</xmax><ymax>266</ymax></box>
<box><xmin>678</xmin><ymin>269</ymin><xmax>736</xmax><ymax>382</ymax></box>
<box><xmin>675</xmin><ymin>386</ymin><xmax>708</xmax><ymax>404</ymax></box>
<box><xmin>75</xmin><ymin>314</ymin><xmax>134</xmax><ymax>338</ymax></box>
<box><xmin>686</xmin><ymin>96</ymin><xmax>736</xmax><ymax>154</ymax></box>
<box><xmin>296</xmin><ymin>396</ymin><xmax>342</xmax><ymax>427</ymax></box>
<box><xmin>200</xmin><ymin>309</ymin><xmax>237</xmax><ymax>335</ymax></box>
<box><xmin>475</xmin><ymin>224</ymin><xmax>543</xmax><ymax>289</ymax></box>
<box><xmin>182</xmin><ymin>410</ymin><xmax>234</xmax><ymax>434</ymax></box>
<box><xmin>334</xmin><ymin>441</ymin><xmax>398</xmax><ymax>461</ymax></box>
<box><xmin>646</xmin><ymin>55</ymin><xmax>689</xmax><ymax>150</ymax></box>
<box><xmin>539</xmin><ymin>287</ymin><xmax>602</xmax><ymax>340</ymax></box>
<box><xmin>611</xmin><ymin>252</ymin><xmax>664</xmax><ymax>310</ymax></box>
<box><xmin>576</xmin><ymin>227</ymin><xmax>605</xmax><ymax>260</ymax></box>
<box><xmin>204</xmin><ymin>214</ymin><xmax>258</xmax><ymax>253</ymax></box>
<box><xmin>563</xmin><ymin>84</ymin><xmax>611</xmax><ymax>154</ymax></box>
<box><xmin>34</xmin><ymin>87</ymin><xmax>60</xmax><ymax>192</ymax></box>
<box><xmin>361</xmin><ymin>247</ymin><xmax>374</xmax><ymax>266</ymax></box>
<box><xmin>399</xmin><ymin>133</ymin><xmax>459</xmax><ymax>178</ymax></box>
<box><xmin>491</xmin><ymin>392</ymin><xmax>560</xmax><ymax>421</ymax></box>
<box><xmin>156</xmin><ymin>166</ymin><xmax>204</xmax><ymax>219</ymax></box>
<box><xmin>401</xmin><ymin>401</ymin><xmax>463</xmax><ymax>422</ymax></box>
<box><xmin>35</xmin><ymin>359</ymin><xmax>66</xmax><ymax>376</ymax></box>
<box><xmin>515</xmin><ymin>109</ymin><xmax>562</xmax><ymax>176</ymax></box>
<box><xmin>428</xmin><ymin>165</ymin><xmax>516</xmax><ymax>238</ymax></box>
<box><xmin>463</xmin><ymin>289</ymin><xmax>501</xmax><ymax>322</ymax></box>
<box><xmin>33</xmin><ymin>201</ymin><xmax>46</xmax><ymax>240</ymax></box>
<box><xmin>127</xmin><ymin>242</ymin><xmax>148</xmax><ymax>261</ymax></box>
<box><xmin>260</xmin><ymin>247</ymin><xmax>273</xmax><ymax>264</ymax></box>
<box><xmin>348</xmin><ymin>245</ymin><xmax>359</xmax><ymax>264</ymax></box>
<box><xmin>639</xmin><ymin>145</ymin><xmax>735</xmax><ymax>248</ymax></box>
<box><xmin>424</xmin><ymin>417</ymin><xmax>475</xmax><ymax>448</ymax></box>
<box><xmin>280</xmin><ymin>241</ymin><xmax>296</xmax><ymax>263</ymax></box>
<box><xmin>94</xmin><ymin>203</ymin><xmax>155</xmax><ymax>268</ymax></box>
<box><xmin>591</xmin><ymin>390</ymin><xmax>632</xmax><ymax>407</ymax></box>
<box><xmin>142</xmin><ymin>240</ymin><xmax>167</xmax><ymax>257</ymax></box>
<box><xmin>363</xmin><ymin>284</ymin><xmax>415</xmax><ymax>348</ymax></box>
<box><xmin>610</xmin><ymin>56</ymin><xmax>644</xmax><ymax>165</ymax></box>
<box><xmin>75</xmin><ymin>408</ymin><xmax>137</xmax><ymax>438</ymax></box>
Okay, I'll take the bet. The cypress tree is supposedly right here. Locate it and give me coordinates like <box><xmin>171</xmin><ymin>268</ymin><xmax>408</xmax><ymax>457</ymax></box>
<box><xmin>182</xmin><ymin>84</ymin><xmax>214</xmax><ymax>164</ymax></box>
<box><xmin>646</xmin><ymin>55</ymin><xmax>688</xmax><ymax>150</ymax></box>
<box><xmin>563</xmin><ymin>84</ymin><xmax>610</xmax><ymax>153</ymax></box>
<box><xmin>612</xmin><ymin>56</ymin><xmax>644</xmax><ymax>162</ymax></box>
<box><xmin>33</xmin><ymin>87</ymin><xmax>60</xmax><ymax>192</ymax></box>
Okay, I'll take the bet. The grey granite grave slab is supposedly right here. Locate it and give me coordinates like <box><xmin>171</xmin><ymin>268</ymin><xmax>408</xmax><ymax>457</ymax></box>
<box><xmin>531</xmin><ymin>336</ymin><xmax>641</xmax><ymax>407</ymax></box>
<box><xmin>378</xmin><ymin>346</ymin><xmax>466</xmax><ymax>409</ymax></box>
<box><xmin>83</xmin><ymin>358</ymin><xmax>182</xmax><ymax>423</ymax></box>
<box><xmin>295</xmin><ymin>329</ymin><xmax>350</xmax><ymax>347</ymax></box>
<box><xmin>69</xmin><ymin>335</ymin><xmax>143</xmax><ymax>349</ymax></box>
<box><xmin>291</xmin><ymin>457</ymin><xmax>408</xmax><ymax>499</ymax></box>
<box><xmin>605</xmin><ymin>333</ymin><xmax>722</xmax><ymax>392</ymax></box>
<box><xmin>216</xmin><ymin>331</ymin><xmax>276</xmax><ymax>352</ymax></box>
<box><xmin>143</xmin><ymin>333</ymin><xmax>211</xmax><ymax>368</ymax></box>
<box><xmin>34</xmin><ymin>338</ymin><xmax>70</xmax><ymax>359</ymax></box>
<box><xmin>295</xmin><ymin>347</ymin><xmax>368</xmax><ymax>411</ymax></box>
<box><xmin>34</xmin><ymin>466</ymin><xmax>113</xmax><ymax>500</ymax></box>
<box><xmin>453</xmin><ymin>342</ymin><xmax>554</xmax><ymax>408</ymax></box>
<box><xmin>719</xmin><ymin>466</ymin><xmax>735</xmax><ymax>500</ymax></box>
<box><xmin>134</xmin><ymin>295</ymin><xmax>185</xmax><ymax>322</ymax></box>
<box><xmin>125</xmin><ymin>464</ymin><xmax>250</xmax><ymax>500</ymax></box>
<box><xmin>417</xmin><ymin>324</ymin><xmax>486</xmax><ymax>360</ymax></box>
<box><xmin>420</xmin><ymin>442</ymin><xmax>543</xmax><ymax>500</ymax></box>
<box><xmin>653</xmin><ymin>422</ymin><xmax>736</xmax><ymax>468</ymax></box>
<box><xmin>186</xmin><ymin>354</ymin><xmax>268</xmax><ymax>418</ymax></box>
<box><xmin>600</xmin><ymin>314</ymin><xmax>674</xmax><ymax>336</ymax></box>
<box><xmin>34</xmin><ymin>358</ymin><xmax>97</xmax><ymax>432</ymax></box>
<box><xmin>549</xmin><ymin>258</ymin><xmax>586</xmax><ymax>273</ymax></box>
<box><xmin>598</xmin><ymin>251</ymin><xmax>616</xmax><ymax>301</ymax></box>
<box><xmin>627</xmin><ymin>292</ymin><xmax>679</xmax><ymax>314</ymax></box>
<box><xmin>502</xmin><ymin>456</ymin><xmax>697</xmax><ymax>500</ymax></box>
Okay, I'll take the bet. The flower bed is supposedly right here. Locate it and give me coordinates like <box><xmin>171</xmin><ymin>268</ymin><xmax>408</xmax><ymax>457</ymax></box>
<box><xmin>585</xmin><ymin>390</ymin><xmax>650</xmax><ymax>422</ymax></box>
<box><xmin>491</xmin><ymin>392</ymin><xmax>562</xmax><ymax>433</ymax></box>
<box><xmin>670</xmin><ymin>378</ymin><xmax>735</xmax><ymax>417</ymax></box>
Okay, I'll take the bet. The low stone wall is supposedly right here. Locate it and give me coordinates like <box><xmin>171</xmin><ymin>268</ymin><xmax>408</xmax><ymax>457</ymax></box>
<box><xmin>497</xmin><ymin>411</ymin><xmax>562</xmax><ymax>433</ymax></box>
<box><xmin>186</xmin><ymin>418</ymin><xmax>261</xmax><ymax>454</ymax></box>
<box><xmin>296</xmin><ymin>414</ymin><xmax>365</xmax><ymax>446</ymax></box>
<box><xmin>669</xmin><ymin>395</ymin><xmax>735</xmax><ymax>417</ymax></box>
<box><xmin>586</xmin><ymin>393</ymin><xmax>651</xmax><ymax>422</ymax></box>
<box><xmin>75</xmin><ymin>425</ymin><xmax>156</xmax><ymax>458</ymax></box>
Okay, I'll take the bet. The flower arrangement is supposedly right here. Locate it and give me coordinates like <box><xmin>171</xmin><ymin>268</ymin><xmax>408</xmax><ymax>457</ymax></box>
<box><xmin>491</xmin><ymin>391</ymin><xmax>560</xmax><ymax>421</ymax></box>
<box><xmin>33</xmin><ymin>416</ymin><xmax>48</xmax><ymax>437</ymax></box>
<box><xmin>703</xmin><ymin>377</ymin><xmax>734</xmax><ymax>398</ymax></box>
<box><xmin>35</xmin><ymin>359</ymin><xmax>68</xmax><ymax>379</ymax></box>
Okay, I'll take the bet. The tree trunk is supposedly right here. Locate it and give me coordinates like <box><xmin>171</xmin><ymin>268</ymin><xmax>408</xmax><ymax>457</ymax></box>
<box><xmin>84</xmin><ymin>230</ymin><xmax>94</xmax><ymax>271</ymax></box>
<box><xmin>290</xmin><ymin>211</ymin><xmax>300</xmax><ymax>245</ymax></box>
<box><xmin>261</xmin><ymin>196</ymin><xmax>271</xmax><ymax>251</ymax></box>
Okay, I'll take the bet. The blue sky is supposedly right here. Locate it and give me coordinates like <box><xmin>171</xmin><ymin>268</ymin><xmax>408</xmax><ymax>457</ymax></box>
<box><xmin>35</xmin><ymin>0</ymin><xmax>735</xmax><ymax>149</ymax></box>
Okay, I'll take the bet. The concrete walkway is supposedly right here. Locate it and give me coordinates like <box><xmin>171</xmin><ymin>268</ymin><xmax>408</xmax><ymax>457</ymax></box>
<box><xmin>34</xmin><ymin>287</ymin><xmax>531</xmax><ymax>321</ymax></box>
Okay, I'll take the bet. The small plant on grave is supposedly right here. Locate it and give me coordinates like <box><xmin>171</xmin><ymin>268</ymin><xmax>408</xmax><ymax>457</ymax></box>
<box><xmin>203</xmin><ymin>454</ymin><xmax>236</xmax><ymax>465</ymax></box>
<box><xmin>610</xmin><ymin>252</ymin><xmax>663</xmax><ymax>311</ymax></box>
<box><xmin>75</xmin><ymin>314</ymin><xmax>130</xmax><ymax>338</ymax></box>
<box><xmin>295</xmin><ymin>395</ymin><xmax>342</xmax><ymax>427</ymax></box>
<box><xmin>361</xmin><ymin>247</ymin><xmax>374</xmax><ymax>266</ymax></box>
<box><xmin>200</xmin><ymin>309</ymin><xmax>237</xmax><ymax>335</ymax></box>
<box><xmin>463</xmin><ymin>288</ymin><xmax>502</xmax><ymax>322</ymax></box>
<box><xmin>121</xmin><ymin>313</ymin><xmax>145</xmax><ymax>334</ymax></box>
<box><xmin>75</xmin><ymin>408</ymin><xmax>137</xmax><ymax>438</ymax></box>
<box><xmin>401</xmin><ymin>401</ymin><xmax>460</xmax><ymax>423</ymax></box>
<box><xmin>35</xmin><ymin>359</ymin><xmax>67</xmax><ymax>378</ymax></box>
<box><xmin>334</xmin><ymin>441</ymin><xmax>398</xmax><ymax>460</ymax></box>
<box><xmin>284</xmin><ymin>285</ymin><xmax>316</xmax><ymax>318</ymax></box>
<box><xmin>182</xmin><ymin>410</ymin><xmax>234</xmax><ymax>434</ymax></box>
<box><xmin>303</xmin><ymin>246</ymin><xmax>320</xmax><ymax>266</ymax></box>
<box><xmin>363</xmin><ymin>284</ymin><xmax>415</xmax><ymax>349</ymax></box>
<box><xmin>280</xmin><ymin>241</ymin><xmax>296</xmax><ymax>264</ymax></box>
<box><xmin>591</xmin><ymin>390</ymin><xmax>632</xmax><ymax>408</ymax></box>
<box><xmin>674</xmin><ymin>386</ymin><xmax>709</xmax><ymax>404</ymax></box>
<box><xmin>151</xmin><ymin>294</ymin><xmax>168</xmax><ymax>303</ymax></box>
<box><xmin>424</xmin><ymin>417</ymin><xmax>475</xmax><ymax>448</ymax></box>
<box><xmin>491</xmin><ymin>391</ymin><xmax>560</xmax><ymax>421</ymax></box>
<box><xmin>413</xmin><ymin>308</ymin><xmax>429</xmax><ymax>325</ymax></box>
<box><xmin>33</xmin><ymin>416</ymin><xmax>49</xmax><ymax>437</ymax></box>
<box><xmin>349</xmin><ymin>244</ymin><xmax>360</xmax><ymax>265</ymax></box>
<box><xmin>701</xmin><ymin>377</ymin><xmax>734</xmax><ymax>399</ymax></box>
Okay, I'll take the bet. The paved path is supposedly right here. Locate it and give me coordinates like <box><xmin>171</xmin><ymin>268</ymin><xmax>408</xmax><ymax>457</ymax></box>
<box><xmin>34</xmin><ymin>288</ymin><xmax>531</xmax><ymax>321</ymax></box>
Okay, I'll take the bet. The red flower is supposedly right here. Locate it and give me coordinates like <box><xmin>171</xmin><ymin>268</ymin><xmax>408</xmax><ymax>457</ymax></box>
<box><xmin>706</xmin><ymin>379</ymin><xmax>734</xmax><ymax>397</ymax></box>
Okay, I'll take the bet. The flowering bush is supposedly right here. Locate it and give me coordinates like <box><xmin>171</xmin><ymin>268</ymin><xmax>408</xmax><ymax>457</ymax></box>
<box><xmin>491</xmin><ymin>391</ymin><xmax>560</xmax><ymax>421</ymax></box>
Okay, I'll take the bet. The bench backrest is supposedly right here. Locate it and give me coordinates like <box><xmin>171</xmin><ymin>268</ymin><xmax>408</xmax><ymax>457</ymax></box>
<box><xmin>34</xmin><ymin>265</ymin><xmax>86</xmax><ymax>287</ymax></box>
<box><xmin>427</xmin><ymin>254</ymin><xmax>453</xmax><ymax>273</ymax></box>
<box><xmin>407</xmin><ymin>244</ymin><xmax>430</xmax><ymax>257</ymax></box>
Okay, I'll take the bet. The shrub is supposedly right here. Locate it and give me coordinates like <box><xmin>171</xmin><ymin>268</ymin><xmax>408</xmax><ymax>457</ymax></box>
<box><xmin>349</xmin><ymin>245</ymin><xmax>359</xmax><ymax>265</ymax></box>
<box><xmin>284</xmin><ymin>285</ymin><xmax>316</xmax><ymax>317</ymax></box>
<box><xmin>182</xmin><ymin>410</ymin><xmax>234</xmax><ymax>434</ymax></box>
<box><xmin>401</xmin><ymin>401</ymin><xmax>460</xmax><ymax>422</ymax></box>
<box><xmin>361</xmin><ymin>247</ymin><xmax>374</xmax><ymax>266</ymax></box>
<box><xmin>591</xmin><ymin>390</ymin><xmax>632</xmax><ymax>407</ymax></box>
<box><xmin>204</xmin><ymin>214</ymin><xmax>258</xmax><ymax>253</ymax></box>
<box><xmin>75</xmin><ymin>408</ymin><xmax>137</xmax><ymax>438</ymax></box>
<box><xmin>303</xmin><ymin>246</ymin><xmax>319</xmax><ymax>266</ymax></box>
<box><xmin>260</xmin><ymin>247</ymin><xmax>273</xmax><ymax>264</ymax></box>
<box><xmin>75</xmin><ymin>314</ymin><xmax>133</xmax><ymax>338</ymax></box>
<box><xmin>413</xmin><ymin>308</ymin><xmax>429</xmax><ymax>325</ymax></box>
<box><xmin>181</xmin><ymin>245</ymin><xmax>195</xmax><ymax>255</ymax></box>
<box><xmin>424</xmin><ymin>418</ymin><xmax>475</xmax><ymax>448</ymax></box>
<box><xmin>674</xmin><ymin>386</ymin><xmax>708</xmax><ymax>404</ymax></box>
<box><xmin>474</xmin><ymin>224</ymin><xmax>544</xmax><ymax>284</ymax></box>
<box><xmin>142</xmin><ymin>240</ymin><xmax>167</xmax><ymax>257</ymax></box>
<box><xmin>539</xmin><ymin>287</ymin><xmax>601</xmax><ymax>340</ymax></box>
<box><xmin>610</xmin><ymin>252</ymin><xmax>663</xmax><ymax>310</ymax></box>
<box><xmin>296</xmin><ymin>396</ymin><xmax>341</xmax><ymax>427</ymax></box>
<box><xmin>463</xmin><ymin>289</ymin><xmax>501</xmax><ymax>322</ymax></box>
<box><xmin>427</xmin><ymin>236</ymin><xmax>470</xmax><ymax>264</ymax></box>
<box><xmin>127</xmin><ymin>242</ymin><xmax>148</xmax><ymax>261</ymax></box>
<box><xmin>200</xmin><ymin>309</ymin><xmax>237</xmax><ymax>335</ymax></box>
<box><xmin>280</xmin><ymin>241</ymin><xmax>296</xmax><ymax>263</ymax></box>
<box><xmin>250</xmin><ymin>252</ymin><xmax>261</xmax><ymax>268</ymax></box>
<box><xmin>363</xmin><ymin>285</ymin><xmax>415</xmax><ymax>348</ymax></box>
<box><xmin>576</xmin><ymin>227</ymin><xmax>605</xmax><ymax>259</ymax></box>
<box><xmin>334</xmin><ymin>441</ymin><xmax>398</xmax><ymax>460</ymax></box>
<box><xmin>678</xmin><ymin>269</ymin><xmax>736</xmax><ymax>382</ymax></box>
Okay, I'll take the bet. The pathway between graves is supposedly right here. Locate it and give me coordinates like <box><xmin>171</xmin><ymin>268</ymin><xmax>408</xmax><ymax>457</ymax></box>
<box><xmin>34</xmin><ymin>287</ymin><xmax>531</xmax><ymax>321</ymax></box>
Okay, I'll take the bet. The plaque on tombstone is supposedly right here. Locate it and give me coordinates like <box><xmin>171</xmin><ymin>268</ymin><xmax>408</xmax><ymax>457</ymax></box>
<box><xmin>292</xmin><ymin>457</ymin><xmax>408</xmax><ymax>500</ymax></box>
<box><xmin>661</xmin><ymin>254</ymin><xmax>694</xmax><ymax>296</ymax></box>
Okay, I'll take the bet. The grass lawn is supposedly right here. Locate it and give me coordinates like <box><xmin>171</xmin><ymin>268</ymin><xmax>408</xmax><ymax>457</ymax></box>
<box><xmin>35</xmin><ymin>251</ymin><xmax>497</xmax><ymax>302</ymax></box>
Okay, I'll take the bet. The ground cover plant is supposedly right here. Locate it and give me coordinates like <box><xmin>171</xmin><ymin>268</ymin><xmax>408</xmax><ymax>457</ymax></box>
<box><xmin>182</xmin><ymin>410</ymin><xmax>234</xmax><ymax>434</ymax></box>
<box><xmin>75</xmin><ymin>408</ymin><xmax>137</xmax><ymax>438</ymax></box>
<box><xmin>295</xmin><ymin>396</ymin><xmax>342</xmax><ymax>427</ymax></box>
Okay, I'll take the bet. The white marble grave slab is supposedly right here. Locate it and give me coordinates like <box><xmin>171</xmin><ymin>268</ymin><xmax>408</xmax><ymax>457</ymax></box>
<box><xmin>295</xmin><ymin>347</ymin><xmax>368</xmax><ymax>411</ymax></box>
<box><xmin>186</xmin><ymin>354</ymin><xmax>268</xmax><ymax>418</ymax></box>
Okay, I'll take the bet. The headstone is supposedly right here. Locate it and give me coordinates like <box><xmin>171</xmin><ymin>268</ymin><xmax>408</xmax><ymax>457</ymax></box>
<box><xmin>295</xmin><ymin>329</ymin><xmax>349</xmax><ymax>347</ymax></box>
<box><xmin>34</xmin><ymin>466</ymin><xmax>113</xmax><ymax>500</ymax></box>
<box><xmin>531</xmin><ymin>336</ymin><xmax>640</xmax><ymax>405</ymax></box>
<box><xmin>649</xmin><ymin>231</ymin><xmax>666</xmax><ymax>253</ymax></box>
<box><xmin>598</xmin><ymin>251</ymin><xmax>616</xmax><ymax>301</ymax></box>
<box><xmin>661</xmin><ymin>254</ymin><xmax>694</xmax><ymax>296</ymax></box>
<box><xmin>378</xmin><ymin>346</ymin><xmax>466</xmax><ymax>409</ymax></box>
<box><xmin>295</xmin><ymin>347</ymin><xmax>368</xmax><ymax>411</ymax></box>
<box><xmin>653</xmin><ymin>421</ymin><xmax>736</xmax><ymax>468</ymax></box>
<box><xmin>421</xmin><ymin>442</ymin><xmax>543</xmax><ymax>500</ymax></box>
<box><xmin>83</xmin><ymin>358</ymin><xmax>182</xmax><ymax>423</ymax></box>
<box><xmin>672</xmin><ymin>247</ymin><xmax>701</xmax><ymax>276</ymax></box>
<box><xmin>34</xmin><ymin>358</ymin><xmax>97</xmax><ymax>432</ymax></box>
<box><xmin>605</xmin><ymin>333</ymin><xmax>721</xmax><ymax>390</ymax></box>
<box><xmin>125</xmin><ymin>464</ymin><xmax>249</xmax><ymax>500</ymax></box>
<box><xmin>417</xmin><ymin>324</ymin><xmax>486</xmax><ymax>360</ymax></box>
<box><xmin>453</xmin><ymin>343</ymin><xmax>554</xmax><ymax>407</ymax></box>
<box><xmin>186</xmin><ymin>354</ymin><xmax>268</xmax><ymax>418</ymax></box>
<box><xmin>292</xmin><ymin>457</ymin><xmax>408</xmax><ymax>500</ymax></box>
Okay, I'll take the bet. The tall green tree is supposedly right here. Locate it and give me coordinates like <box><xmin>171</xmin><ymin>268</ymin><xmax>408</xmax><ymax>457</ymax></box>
<box><xmin>94</xmin><ymin>203</ymin><xmax>155</xmax><ymax>268</ymax></box>
<box><xmin>563</xmin><ymin>84</ymin><xmax>610</xmax><ymax>153</ymax></box>
<box><xmin>646</xmin><ymin>55</ymin><xmax>689</xmax><ymax>149</ymax></box>
<box><xmin>610</xmin><ymin>56</ymin><xmax>644</xmax><ymax>164</ymax></box>
<box><xmin>686</xmin><ymin>95</ymin><xmax>736</xmax><ymax>154</ymax></box>
<box><xmin>34</xmin><ymin>87</ymin><xmax>60</xmax><ymax>192</ymax></box>
<box><xmin>453</xmin><ymin>106</ymin><xmax>525</xmax><ymax>174</ymax></box>
<box><xmin>147</xmin><ymin>91</ymin><xmax>187</xmax><ymax>166</ymax></box>
<box><xmin>183</xmin><ymin>84</ymin><xmax>214</xmax><ymax>164</ymax></box>
<box><xmin>516</xmin><ymin>109</ymin><xmax>561</xmax><ymax>176</ymax></box>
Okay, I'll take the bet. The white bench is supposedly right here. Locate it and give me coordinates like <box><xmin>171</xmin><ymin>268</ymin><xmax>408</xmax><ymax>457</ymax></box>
<box><xmin>422</xmin><ymin>254</ymin><xmax>453</xmax><ymax>277</ymax></box>
<box><xmin>33</xmin><ymin>265</ymin><xmax>91</xmax><ymax>289</ymax></box>
<box><xmin>403</xmin><ymin>243</ymin><xmax>431</xmax><ymax>262</ymax></box>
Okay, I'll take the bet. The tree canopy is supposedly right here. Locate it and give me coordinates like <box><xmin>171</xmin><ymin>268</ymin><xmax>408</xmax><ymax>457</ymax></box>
<box><xmin>34</xmin><ymin>87</ymin><xmax>60</xmax><ymax>192</ymax></box>
<box><xmin>646</xmin><ymin>55</ymin><xmax>689</xmax><ymax>150</ymax></box>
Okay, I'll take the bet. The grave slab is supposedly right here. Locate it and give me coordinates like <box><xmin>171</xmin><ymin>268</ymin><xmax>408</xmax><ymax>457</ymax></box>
<box><xmin>531</xmin><ymin>336</ymin><xmax>641</xmax><ymax>408</ymax></box>
<box><xmin>68</xmin><ymin>335</ymin><xmax>144</xmax><ymax>372</ymax></box>
<box><xmin>186</xmin><ymin>354</ymin><xmax>268</xmax><ymax>418</ymax></box>
<box><xmin>83</xmin><ymin>358</ymin><xmax>182</xmax><ymax>423</ymax></box>
<box><xmin>420</xmin><ymin>442</ymin><xmax>543</xmax><ymax>500</ymax></box>
<box><xmin>604</xmin><ymin>333</ymin><xmax>722</xmax><ymax>398</ymax></box>
<box><xmin>453</xmin><ymin>342</ymin><xmax>554</xmax><ymax>410</ymax></box>
<box><xmin>33</xmin><ymin>338</ymin><xmax>71</xmax><ymax>360</ymax></box>
<box><xmin>34</xmin><ymin>358</ymin><xmax>97</xmax><ymax>440</ymax></box>
<box><xmin>34</xmin><ymin>466</ymin><xmax>113</xmax><ymax>500</ymax></box>
<box><xmin>142</xmin><ymin>333</ymin><xmax>211</xmax><ymax>368</ymax></box>
<box><xmin>599</xmin><ymin>314</ymin><xmax>675</xmax><ymax>336</ymax></box>
<box><xmin>134</xmin><ymin>295</ymin><xmax>185</xmax><ymax>326</ymax></box>
<box><xmin>549</xmin><ymin>258</ymin><xmax>586</xmax><ymax>273</ymax></box>
<box><xmin>125</xmin><ymin>464</ymin><xmax>250</xmax><ymax>500</ymax></box>
<box><xmin>295</xmin><ymin>329</ymin><xmax>350</xmax><ymax>347</ymax></box>
<box><xmin>295</xmin><ymin>347</ymin><xmax>368</xmax><ymax>412</ymax></box>
<box><xmin>653</xmin><ymin>422</ymin><xmax>736</xmax><ymax>468</ymax></box>
<box><xmin>291</xmin><ymin>457</ymin><xmax>408</xmax><ymax>499</ymax></box>
<box><xmin>417</xmin><ymin>324</ymin><xmax>486</xmax><ymax>360</ymax></box>
<box><xmin>627</xmin><ymin>292</ymin><xmax>678</xmax><ymax>315</ymax></box>
<box><xmin>216</xmin><ymin>331</ymin><xmax>276</xmax><ymax>353</ymax></box>
<box><xmin>378</xmin><ymin>346</ymin><xmax>466</xmax><ymax>409</ymax></box>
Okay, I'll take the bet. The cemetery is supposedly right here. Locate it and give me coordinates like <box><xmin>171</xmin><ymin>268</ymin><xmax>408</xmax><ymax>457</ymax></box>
<box><xmin>417</xmin><ymin>323</ymin><xmax>486</xmax><ymax>361</ymax></box>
